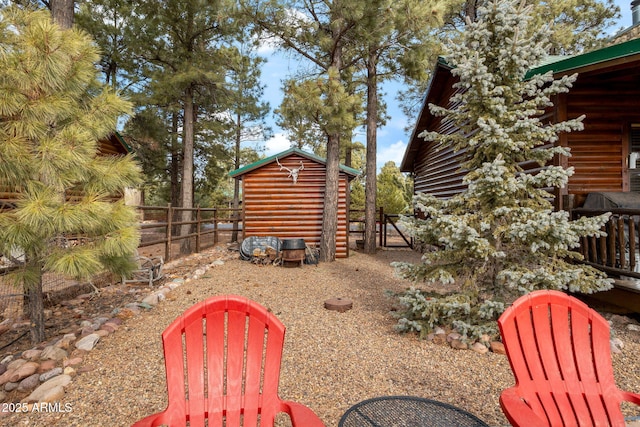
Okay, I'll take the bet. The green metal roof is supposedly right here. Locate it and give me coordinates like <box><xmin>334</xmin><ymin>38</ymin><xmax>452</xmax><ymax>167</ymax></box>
<box><xmin>525</xmin><ymin>38</ymin><xmax>640</xmax><ymax>79</ymax></box>
<box><xmin>229</xmin><ymin>147</ymin><xmax>361</xmax><ymax>178</ymax></box>
<box><xmin>113</xmin><ymin>131</ymin><xmax>133</xmax><ymax>154</ymax></box>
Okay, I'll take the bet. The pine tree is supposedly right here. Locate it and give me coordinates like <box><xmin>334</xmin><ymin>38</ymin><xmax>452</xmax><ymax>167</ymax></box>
<box><xmin>393</xmin><ymin>0</ymin><xmax>612</xmax><ymax>341</ymax></box>
<box><xmin>0</xmin><ymin>8</ymin><xmax>141</xmax><ymax>343</ymax></box>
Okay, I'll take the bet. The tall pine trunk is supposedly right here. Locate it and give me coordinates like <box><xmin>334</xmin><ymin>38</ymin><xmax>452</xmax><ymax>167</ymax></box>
<box><xmin>24</xmin><ymin>260</ymin><xmax>45</xmax><ymax>344</ymax></box>
<box><xmin>321</xmin><ymin>134</ymin><xmax>340</xmax><ymax>262</ymax></box>
<box><xmin>23</xmin><ymin>0</ymin><xmax>76</xmax><ymax>345</ymax></box>
<box><xmin>180</xmin><ymin>86</ymin><xmax>195</xmax><ymax>254</ymax></box>
<box><xmin>231</xmin><ymin>112</ymin><xmax>242</xmax><ymax>243</ymax></box>
<box><xmin>51</xmin><ymin>0</ymin><xmax>74</xmax><ymax>29</ymax></box>
<box><xmin>364</xmin><ymin>51</ymin><xmax>378</xmax><ymax>254</ymax></box>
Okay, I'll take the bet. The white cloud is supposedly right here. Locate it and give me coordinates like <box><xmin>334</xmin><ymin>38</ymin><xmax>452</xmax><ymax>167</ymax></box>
<box><xmin>264</xmin><ymin>132</ymin><xmax>293</xmax><ymax>156</ymax></box>
<box><xmin>378</xmin><ymin>140</ymin><xmax>407</xmax><ymax>170</ymax></box>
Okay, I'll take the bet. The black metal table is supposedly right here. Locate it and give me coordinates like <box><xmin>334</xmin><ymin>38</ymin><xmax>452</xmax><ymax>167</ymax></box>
<box><xmin>338</xmin><ymin>396</ymin><xmax>491</xmax><ymax>427</ymax></box>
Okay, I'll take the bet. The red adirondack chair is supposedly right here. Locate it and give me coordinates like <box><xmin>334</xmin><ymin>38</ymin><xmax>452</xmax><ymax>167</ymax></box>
<box><xmin>497</xmin><ymin>289</ymin><xmax>640</xmax><ymax>427</ymax></box>
<box><xmin>132</xmin><ymin>295</ymin><xmax>325</xmax><ymax>427</ymax></box>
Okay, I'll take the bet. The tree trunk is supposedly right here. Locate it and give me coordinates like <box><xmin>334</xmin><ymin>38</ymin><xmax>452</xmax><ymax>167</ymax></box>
<box><xmin>50</xmin><ymin>0</ymin><xmax>75</xmax><ymax>29</ymax></box>
<box><xmin>231</xmin><ymin>112</ymin><xmax>242</xmax><ymax>242</ymax></box>
<box><xmin>180</xmin><ymin>86</ymin><xmax>195</xmax><ymax>254</ymax></box>
<box><xmin>364</xmin><ymin>52</ymin><xmax>378</xmax><ymax>254</ymax></box>
<box><xmin>24</xmin><ymin>263</ymin><xmax>45</xmax><ymax>344</ymax></box>
<box><xmin>320</xmin><ymin>134</ymin><xmax>340</xmax><ymax>262</ymax></box>
<box><xmin>465</xmin><ymin>0</ymin><xmax>479</xmax><ymax>22</ymax></box>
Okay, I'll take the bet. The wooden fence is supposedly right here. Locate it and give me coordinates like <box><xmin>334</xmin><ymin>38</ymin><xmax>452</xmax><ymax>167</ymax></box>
<box><xmin>136</xmin><ymin>205</ymin><xmax>243</xmax><ymax>261</ymax></box>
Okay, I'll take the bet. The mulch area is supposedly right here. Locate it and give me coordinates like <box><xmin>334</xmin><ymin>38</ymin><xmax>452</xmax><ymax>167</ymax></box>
<box><xmin>1</xmin><ymin>245</ymin><xmax>639</xmax><ymax>426</ymax></box>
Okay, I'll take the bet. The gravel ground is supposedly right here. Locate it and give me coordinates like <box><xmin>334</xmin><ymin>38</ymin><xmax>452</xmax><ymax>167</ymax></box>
<box><xmin>4</xmin><ymin>246</ymin><xmax>640</xmax><ymax>427</ymax></box>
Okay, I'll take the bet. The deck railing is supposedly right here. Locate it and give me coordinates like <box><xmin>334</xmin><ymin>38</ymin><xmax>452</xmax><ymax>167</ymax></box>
<box><xmin>571</xmin><ymin>208</ymin><xmax>640</xmax><ymax>279</ymax></box>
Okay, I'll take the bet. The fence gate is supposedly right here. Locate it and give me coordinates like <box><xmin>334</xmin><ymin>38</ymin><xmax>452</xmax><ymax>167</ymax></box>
<box><xmin>382</xmin><ymin>213</ymin><xmax>414</xmax><ymax>249</ymax></box>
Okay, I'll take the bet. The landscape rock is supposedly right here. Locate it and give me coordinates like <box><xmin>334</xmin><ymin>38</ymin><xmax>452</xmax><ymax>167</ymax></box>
<box><xmin>141</xmin><ymin>293</ymin><xmax>160</xmax><ymax>306</ymax></box>
<box><xmin>611</xmin><ymin>337</ymin><xmax>624</xmax><ymax>354</ymax></box>
<box><xmin>447</xmin><ymin>332</ymin><xmax>461</xmax><ymax>343</ymax></box>
<box><xmin>75</xmin><ymin>333</ymin><xmax>100</xmax><ymax>351</ymax></box>
<box><xmin>7</xmin><ymin>358</ymin><xmax>27</xmax><ymax>371</ymax></box>
<box><xmin>450</xmin><ymin>339</ymin><xmax>468</xmax><ymax>350</ymax></box>
<box><xmin>490</xmin><ymin>341</ymin><xmax>506</xmax><ymax>355</ymax></box>
<box><xmin>37</xmin><ymin>360</ymin><xmax>58</xmax><ymax>373</ymax></box>
<box><xmin>628</xmin><ymin>324</ymin><xmax>640</xmax><ymax>332</ymax></box>
<box><xmin>23</xmin><ymin>374</ymin><xmax>72</xmax><ymax>403</ymax></box>
<box><xmin>39</xmin><ymin>367</ymin><xmax>63</xmax><ymax>382</ymax></box>
<box><xmin>55</xmin><ymin>334</ymin><xmax>76</xmax><ymax>350</ymax></box>
<box><xmin>77</xmin><ymin>365</ymin><xmax>95</xmax><ymax>374</ymax></box>
<box><xmin>4</xmin><ymin>381</ymin><xmax>18</xmax><ymax>392</ymax></box>
<box><xmin>17</xmin><ymin>373</ymin><xmax>40</xmax><ymax>392</ymax></box>
<box><xmin>22</xmin><ymin>349</ymin><xmax>43</xmax><ymax>361</ymax></box>
<box><xmin>0</xmin><ymin>369</ymin><xmax>16</xmax><ymax>386</ymax></box>
<box><xmin>9</xmin><ymin>361</ymin><xmax>39</xmax><ymax>383</ymax></box>
<box><xmin>64</xmin><ymin>357</ymin><xmax>83</xmax><ymax>368</ymax></box>
<box><xmin>40</xmin><ymin>345</ymin><xmax>68</xmax><ymax>361</ymax></box>
<box><xmin>95</xmin><ymin>329</ymin><xmax>110</xmax><ymax>338</ymax></box>
<box><xmin>471</xmin><ymin>342</ymin><xmax>489</xmax><ymax>354</ymax></box>
<box><xmin>431</xmin><ymin>333</ymin><xmax>447</xmax><ymax>345</ymax></box>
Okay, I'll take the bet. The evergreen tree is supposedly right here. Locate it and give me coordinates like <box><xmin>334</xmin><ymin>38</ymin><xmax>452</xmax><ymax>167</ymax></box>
<box><xmin>0</xmin><ymin>7</ymin><xmax>141</xmax><ymax>343</ymax></box>
<box><xmin>458</xmin><ymin>0</ymin><xmax>619</xmax><ymax>54</ymax></box>
<box><xmin>242</xmin><ymin>0</ymin><xmax>364</xmax><ymax>261</ymax></box>
<box><xmin>128</xmin><ymin>0</ymin><xmax>236</xmax><ymax>253</ymax></box>
<box><xmin>393</xmin><ymin>0</ymin><xmax>612</xmax><ymax>341</ymax></box>
<box><xmin>355</xmin><ymin>0</ymin><xmax>448</xmax><ymax>254</ymax></box>
<box><xmin>377</xmin><ymin>161</ymin><xmax>411</xmax><ymax>215</ymax></box>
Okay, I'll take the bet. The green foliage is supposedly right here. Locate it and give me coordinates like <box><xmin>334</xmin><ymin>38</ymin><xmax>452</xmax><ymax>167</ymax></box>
<box><xmin>376</xmin><ymin>161</ymin><xmax>412</xmax><ymax>214</ymax></box>
<box><xmin>393</xmin><ymin>0</ymin><xmax>613</xmax><ymax>340</ymax></box>
<box><xmin>0</xmin><ymin>7</ymin><xmax>142</xmax><ymax>284</ymax></box>
<box><xmin>276</xmin><ymin>70</ymin><xmax>363</xmax><ymax>146</ymax></box>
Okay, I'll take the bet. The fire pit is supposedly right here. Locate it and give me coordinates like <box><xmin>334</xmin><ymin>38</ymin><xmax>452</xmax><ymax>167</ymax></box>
<box><xmin>281</xmin><ymin>238</ymin><xmax>305</xmax><ymax>267</ymax></box>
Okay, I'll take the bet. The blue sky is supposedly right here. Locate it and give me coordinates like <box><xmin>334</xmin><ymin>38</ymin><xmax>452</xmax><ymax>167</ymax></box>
<box><xmin>257</xmin><ymin>0</ymin><xmax>635</xmax><ymax>172</ymax></box>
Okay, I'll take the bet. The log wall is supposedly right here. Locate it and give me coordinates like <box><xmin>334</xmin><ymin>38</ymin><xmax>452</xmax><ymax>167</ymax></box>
<box><xmin>411</xmin><ymin>65</ymin><xmax>640</xmax><ymax>206</ymax></box>
<box><xmin>1</xmin><ymin>135</ymin><xmax>129</xmax><ymax>209</ymax></box>
<box><xmin>241</xmin><ymin>154</ymin><xmax>350</xmax><ymax>258</ymax></box>
<box><xmin>563</xmin><ymin>74</ymin><xmax>640</xmax><ymax>199</ymax></box>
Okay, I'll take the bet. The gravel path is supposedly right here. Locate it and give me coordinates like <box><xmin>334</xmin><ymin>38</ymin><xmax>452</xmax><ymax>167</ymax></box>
<box><xmin>5</xmin><ymin>246</ymin><xmax>640</xmax><ymax>427</ymax></box>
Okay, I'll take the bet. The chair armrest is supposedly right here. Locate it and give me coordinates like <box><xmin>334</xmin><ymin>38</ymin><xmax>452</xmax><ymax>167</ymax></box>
<box><xmin>500</xmin><ymin>388</ymin><xmax>548</xmax><ymax>427</ymax></box>
<box><xmin>621</xmin><ymin>390</ymin><xmax>640</xmax><ymax>406</ymax></box>
<box><xmin>281</xmin><ymin>400</ymin><xmax>326</xmax><ymax>427</ymax></box>
<box><xmin>131</xmin><ymin>411</ymin><xmax>165</xmax><ymax>427</ymax></box>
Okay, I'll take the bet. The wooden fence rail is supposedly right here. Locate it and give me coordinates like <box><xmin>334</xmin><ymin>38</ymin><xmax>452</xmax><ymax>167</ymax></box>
<box><xmin>136</xmin><ymin>205</ymin><xmax>243</xmax><ymax>261</ymax></box>
<box><xmin>571</xmin><ymin>208</ymin><xmax>640</xmax><ymax>279</ymax></box>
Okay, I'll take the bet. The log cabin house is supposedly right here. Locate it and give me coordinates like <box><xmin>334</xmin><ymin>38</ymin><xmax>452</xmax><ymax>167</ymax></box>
<box><xmin>229</xmin><ymin>147</ymin><xmax>360</xmax><ymax>258</ymax></box>
<box><xmin>401</xmin><ymin>37</ymin><xmax>640</xmax><ymax>209</ymax></box>
<box><xmin>400</xmin><ymin>38</ymin><xmax>640</xmax><ymax>312</ymax></box>
<box><xmin>0</xmin><ymin>132</ymin><xmax>133</xmax><ymax>210</ymax></box>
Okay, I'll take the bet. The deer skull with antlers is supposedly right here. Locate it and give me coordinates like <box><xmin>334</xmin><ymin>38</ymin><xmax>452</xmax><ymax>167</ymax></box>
<box><xmin>276</xmin><ymin>157</ymin><xmax>304</xmax><ymax>184</ymax></box>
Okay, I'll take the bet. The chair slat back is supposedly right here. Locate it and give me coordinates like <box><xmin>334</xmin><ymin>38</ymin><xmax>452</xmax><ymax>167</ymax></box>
<box><xmin>161</xmin><ymin>295</ymin><xmax>286</xmax><ymax>427</ymax></box>
<box><xmin>498</xmin><ymin>290</ymin><xmax>624</xmax><ymax>426</ymax></box>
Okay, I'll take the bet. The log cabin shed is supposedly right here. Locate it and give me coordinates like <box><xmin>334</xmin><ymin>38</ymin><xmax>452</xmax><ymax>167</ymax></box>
<box><xmin>229</xmin><ymin>147</ymin><xmax>360</xmax><ymax>258</ymax></box>
<box><xmin>0</xmin><ymin>132</ymin><xmax>133</xmax><ymax>210</ymax></box>
<box><xmin>401</xmin><ymin>37</ymin><xmax>640</xmax><ymax>210</ymax></box>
